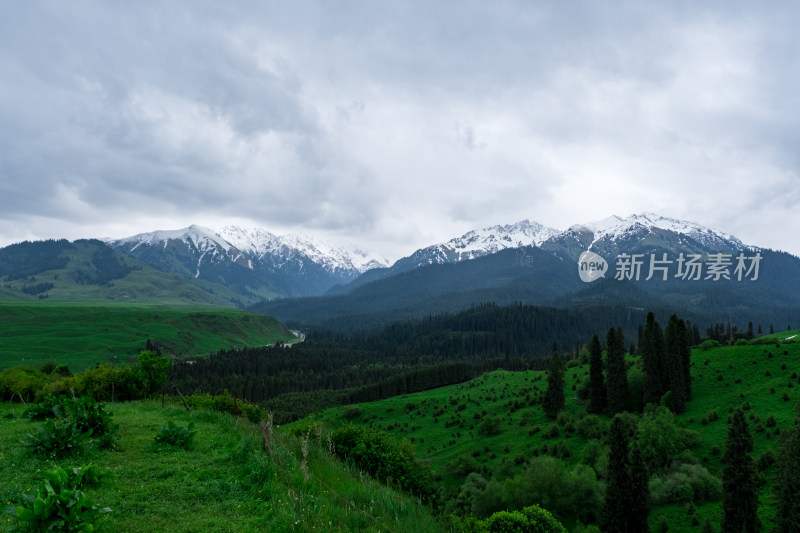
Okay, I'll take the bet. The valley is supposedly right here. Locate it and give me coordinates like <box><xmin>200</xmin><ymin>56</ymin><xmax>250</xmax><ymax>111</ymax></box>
<box><xmin>2</xmin><ymin>213</ymin><xmax>800</xmax><ymax>531</ymax></box>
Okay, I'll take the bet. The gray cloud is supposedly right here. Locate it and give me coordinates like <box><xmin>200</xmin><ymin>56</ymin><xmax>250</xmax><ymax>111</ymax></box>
<box><xmin>1</xmin><ymin>1</ymin><xmax>799</xmax><ymax>259</ymax></box>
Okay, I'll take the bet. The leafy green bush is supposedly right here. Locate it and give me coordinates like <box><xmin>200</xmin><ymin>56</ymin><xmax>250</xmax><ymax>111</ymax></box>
<box><xmin>481</xmin><ymin>504</ymin><xmax>567</xmax><ymax>532</ymax></box>
<box><xmin>495</xmin><ymin>456</ymin><xmax>601</xmax><ymax>523</ymax></box>
<box><xmin>0</xmin><ymin>366</ymin><xmax>48</xmax><ymax>402</ymax></box>
<box><xmin>183</xmin><ymin>390</ymin><xmax>266</xmax><ymax>423</ymax></box>
<box><xmin>478</xmin><ymin>416</ymin><xmax>503</xmax><ymax>436</ymax></box>
<box><xmin>23</xmin><ymin>395</ymin><xmax>65</xmax><ymax>420</ymax></box>
<box><xmin>23</xmin><ymin>395</ymin><xmax>119</xmax><ymax>451</ymax></box>
<box><xmin>8</xmin><ymin>464</ymin><xmax>110</xmax><ymax>532</ymax></box>
<box><xmin>154</xmin><ymin>420</ymin><xmax>196</xmax><ymax>450</ymax></box>
<box><xmin>20</xmin><ymin>419</ymin><xmax>89</xmax><ymax>458</ymax></box>
<box><xmin>331</xmin><ymin>424</ymin><xmax>436</xmax><ymax>503</ymax></box>
<box><xmin>576</xmin><ymin>415</ymin><xmax>606</xmax><ymax>440</ymax></box>
<box><xmin>648</xmin><ymin>463</ymin><xmax>722</xmax><ymax>504</ymax></box>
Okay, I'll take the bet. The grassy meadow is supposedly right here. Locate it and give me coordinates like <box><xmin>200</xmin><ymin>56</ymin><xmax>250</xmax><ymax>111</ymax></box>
<box><xmin>0</xmin><ymin>302</ymin><xmax>296</xmax><ymax>372</ymax></box>
<box><xmin>0</xmin><ymin>401</ymin><xmax>444</xmax><ymax>533</ymax></box>
<box><xmin>298</xmin><ymin>338</ymin><xmax>800</xmax><ymax>531</ymax></box>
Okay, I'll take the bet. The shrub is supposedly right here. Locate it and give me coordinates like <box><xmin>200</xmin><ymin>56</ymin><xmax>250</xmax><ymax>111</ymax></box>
<box><xmin>649</xmin><ymin>463</ymin><xmax>722</xmax><ymax>504</ymax></box>
<box><xmin>342</xmin><ymin>405</ymin><xmax>362</xmax><ymax>419</ymax></box>
<box><xmin>23</xmin><ymin>395</ymin><xmax>65</xmax><ymax>420</ymax></box>
<box><xmin>0</xmin><ymin>366</ymin><xmax>48</xmax><ymax>402</ymax></box>
<box><xmin>154</xmin><ymin>420</ymin><xmax>196</xmax><ymax>450</ymax></box>
<box><xmin>9</xmin><ymin>464</ymin><xmax>110</xmax><ymax>531</ymax></box>
<box><xmin>478</xmin><ymin>416</ymin><xmax>503</xmax><ymax>436</ymax></box>
<box><xmin>21</xmin><ymin>419</ymin><xmax>89</xmax><ymax>458</ymax></box>
<box><xmin>577</xmin><ymin>415</ymin><xmax>605</xmax><ymax>440</ymax></box>
<box><xmin>482</xmin><ymin>504</ymin><xmax>567</xmax><ymax>532</ymax></box>
<box><xmin>331</xmin><ymin>424</ymin><xmax>436</xmax><ymax>503</ymax></box>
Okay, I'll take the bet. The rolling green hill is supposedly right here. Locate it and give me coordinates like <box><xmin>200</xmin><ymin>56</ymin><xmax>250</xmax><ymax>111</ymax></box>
<box><xmin>0</xmin><ymin>239</ymin><xmax>244</xmax><ymax>306</ymax></box>
<box><xmin>0</xmin><ymin>302</ymin><xmax>297</xmax><ymax>371</ymax></box>
<box><xmin>0</xmin><ymin>401</ymin><xmax>444</xmax><ymax>532</ymax></box>
<box><xmin>296</xmin><ymin>339</ymin><xmax>800</xmax><ymax>531</ymax></box>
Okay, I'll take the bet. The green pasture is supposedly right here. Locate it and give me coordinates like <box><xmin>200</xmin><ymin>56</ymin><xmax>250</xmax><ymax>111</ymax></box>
<box><xmin>0</xmin><ymin>302</ymin><xmax>295</xmax><ymax>372</ymax></box>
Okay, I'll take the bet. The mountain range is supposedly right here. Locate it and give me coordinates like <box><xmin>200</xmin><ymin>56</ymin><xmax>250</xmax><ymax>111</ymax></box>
<box><xmin>2</xmin><ymin>213</ymin><xmax>798</xmax><ymax>331</ymax></box>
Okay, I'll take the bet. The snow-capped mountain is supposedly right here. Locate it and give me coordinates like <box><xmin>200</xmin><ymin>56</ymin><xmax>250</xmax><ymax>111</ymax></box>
<box><xmin>216</xmin><ymin>226</ymin><xmax>388</xmax><ymax>274</ymax></box>
<box><xmin>107</xmin><ymin>213</ymin><xmax>767</xmax><ymax>304</ymax></box>
<box><xmin>258</xmin><ymin>213</ymin><xmax>800</xmax><ymax>330</ymax></box>
<box><xmin>107</xmin><ymin>225</ymin><xmax>389</xmax><ymax>302</ymax></box>
<box><xmin>565</xmin><ymin>212</ymin><xmax>746</xmax><ymax>253</ymax></box>
<box><xmin>380</xmin><ymin>219</ymin><xmax>558</xmax><ymax>273</ymax></box>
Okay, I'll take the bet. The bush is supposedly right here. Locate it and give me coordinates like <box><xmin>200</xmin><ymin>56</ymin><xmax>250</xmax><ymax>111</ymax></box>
<box><xmin>154</xmin><ymin>420</ymin><xmax>196</xmax><ymax>450</ymax></box>
<box><xmin>23</xmin><ymin>395</ymin><xmax>119</xmax><ymax>451</ymax></box>
<box><xmin>649</xmin><ymin>463</ymin><xmax>722</xmax><ymax>504</ymax></box>
<box><xmin>482</xmin><ymin>504</ymin><xmax>567</xmax><ymax>532</ymax></box>
<box><xmin>9</xmin><ymin>464</ymin><xmax>110</xmax><ymax>531</ymax></box>
<box><xmin>478</xmin><ymin>416</ymin><xmax>503</xmax><ymax>436</ymax></box>
<box><xmin>21</xmin><ymin>418</ymin><xmax>89</xmax><ymax>458</ymax></box>
<box><xmin>0</xmin><ymin>366</ymin><xmax>48</xmax><ymax>402</ymax></box>
<box><xmin>577</xmin><ymin>415</ymin><xmax>605</xmax><ymax>440</ymax></box>
<box><xmin>331</xmin><ymin>424</ymin><xmax>436</xmax><ymax>503</ymax></box>
<box><xmin>183</xmin><ymin>390</ymin><xmax>266</xmax><ymax>423</ymax></box>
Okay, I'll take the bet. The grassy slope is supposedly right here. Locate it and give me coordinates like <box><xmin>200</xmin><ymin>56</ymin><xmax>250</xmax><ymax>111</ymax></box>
<box><xmin>0</xmin><ymin>401</ymin><xmax>444</xmax><ymax>533</ymax></box>
<box><xmin>0</xmin><ymin>303</ymin><xmax>296</xmax><ymax>372</ymax></box>
<box><xmin>300</xmin><ymin>340</ymin><xmax>800</xmax><ymax>532</ymax></box>
<box><xmin>0</xmin><ymin>240</ymin><xmax>242</xmax><ymax>307</ymax></box>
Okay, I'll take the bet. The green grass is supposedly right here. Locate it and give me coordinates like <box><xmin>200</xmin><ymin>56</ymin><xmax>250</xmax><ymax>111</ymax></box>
<box><xmin>298</xmin><ymin>339</ymin><xmax>800</xmax><ymax>532</ymax></box>
<box><xmin>0</xmin><ymin>401</ymin><xmax>445</xmax><ymax>532</ymax></box>
<box><xmin>0</xmin><ymin>302</ymin><xmax>297</xmax><ymax>372</ymax></box>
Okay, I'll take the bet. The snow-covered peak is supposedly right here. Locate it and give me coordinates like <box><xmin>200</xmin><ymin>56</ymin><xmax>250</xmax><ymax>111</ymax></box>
<box><xmin>281</xmin><ymin>233</ymin><xmax>387</xmax><ymax>272</ymax></box>
<box><xmin>217</xmin><ymin>226</ymin><xmax>389</xmax><ymax>274</ymax></box>
<box><xmin>441</xmin><ymin>219</ymin><xmax>559</xmax><ymax>256</ymax></box>
<box><xmin>216</xmin><ymin>225</ymin><xmax>281</xmax><ymax>256</ymax></box>
<box><xmin>112</xmin><ymin>224</ymin><xmax>233</xmax><ymax>253</ymax></box>
<box><xmin>568</xmin><ymin>212</ymin><xmax>746</xmax><ymax>249</ymax></box>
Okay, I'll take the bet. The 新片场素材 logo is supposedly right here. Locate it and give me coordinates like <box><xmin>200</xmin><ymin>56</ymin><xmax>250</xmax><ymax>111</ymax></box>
<box><xmin>577</xmin><ymin>250</ymin><xmax>762</xmax><ymax>283</ymax></box>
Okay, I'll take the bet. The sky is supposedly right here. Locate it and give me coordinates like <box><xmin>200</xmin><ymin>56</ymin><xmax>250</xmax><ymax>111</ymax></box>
<box><xmin>1</xmin><ymin>1</ymin><xmax>799</xmax><ymax>260</ymax></box>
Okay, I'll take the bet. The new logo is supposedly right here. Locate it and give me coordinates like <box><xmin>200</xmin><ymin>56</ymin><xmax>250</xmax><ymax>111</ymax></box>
<box><xmin>578</xmin><ymin>251</ymin><xmax>608</xmax><ymax>283</ymax></box>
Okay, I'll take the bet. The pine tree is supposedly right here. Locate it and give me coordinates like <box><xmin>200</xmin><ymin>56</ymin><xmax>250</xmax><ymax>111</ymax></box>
<box><xmin>664</xmin><ymin>315</ymin><xmax>686</xmax><ymax>413</ymax></box>
<box><xmin>543</xmin><ymin>347</ymin><xmax>565</xmax><ymax>419</ymax></box>
<box><xmin>606</xmin><ymin>327</ymin><xmax>628</xmax><ymax>415</ymax></box>
<box><xmin>677</xmin><ymin>318</ymin><xmax>692</xmax><ymax>401</ymax></box>
<box><xmin>588</xmin><ymin>334</ymin><xmax>606</xmax><ymax>414</ymax></box>
<box><xmin>721</xmin><ymin>409</ymin><xmax>761</xmax><ymax>532</ymax></box>
<box><xmin>642</xmin><ymin>312</ymin><xmax>666</xmax><ymax>406</ymax></box>
<box><xmin>627</xmin><ymin>445</ymin><xmax>651</xmax><ymax>531</ymax></box>
<box><xmin>774</xmin><ymin>422</ymin><xmax>800</xmax><ymax>532</ymax></box>
<box><xmin>601</xmin><ymin>415</ymin><xmax>632</xmax><ymax>532</ymax></box>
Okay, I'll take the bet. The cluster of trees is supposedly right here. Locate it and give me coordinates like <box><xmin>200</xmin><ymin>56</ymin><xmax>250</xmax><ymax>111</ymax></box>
<box><xmin>0</xmin><ymin>239</ymin><xmax>72</xmax><ymax>281</ymax></box>
<box><xmin>641</xmin><ymin>313</ymin><xmax>692</xmax><ymax>413</ymax></box>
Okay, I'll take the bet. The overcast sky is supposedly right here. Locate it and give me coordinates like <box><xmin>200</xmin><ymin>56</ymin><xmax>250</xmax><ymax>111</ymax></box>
<box><xmin>2</xmin><ymin>1</ymin><xmax>799</xmax><ymax>260</ymax></box>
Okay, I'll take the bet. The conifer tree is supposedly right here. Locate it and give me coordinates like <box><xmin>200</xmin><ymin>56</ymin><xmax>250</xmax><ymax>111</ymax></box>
<box><xmin>664</xmin><ymin>315</ymin><xmax>686</xmax><ymax>413</ymax></box>
<box><xmin>643</xmin><ymin>312</ymin><xmax>667</xmax><ymax>406</ymax></box>
<box><xmin>588</xmin><ymin>334</ymin><xmax>606</xmax><ymax>414</ymax></box>
<box><xmin>677</xmin><ymin>318</ymin><xmax>691</xmax><ymax>401</ymax></box>
<box><xmin>774</xmin><ymin>422</ymin><xmax>800</xmax><ymax>532</ymax></box>
<box><xmin>627</xmin><ymin>445</ymin><xmax>651</xmax><ymax>531</ymax></box>
<box><xmin>601</xmin><ymin>415</ymin><xmax>632</xmax><ymax>532</ymax></box>
<box><xmin>543</xmin><ymin>346</ymin><xmax>565</xmax><ymax>419</ymax></box>
<box><xmin>606</xmin><ymin>327</ymin><xmax>628</xmax><ymax>415</ymax></box>
<box><xmin>721</xmin><ymin>409</ymin><xmax>760</xmax><ymax>532</ymax></box>
<box><xmin>601</xmin><ymin>416</ymin><xmax>630</xmax><ymax>532</ymax></box>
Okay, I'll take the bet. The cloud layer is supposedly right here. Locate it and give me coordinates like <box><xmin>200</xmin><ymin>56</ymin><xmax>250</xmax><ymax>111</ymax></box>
<box><xmin>1</xmin><ymin>1</ymin><xmax>798</xmax><ymax>258</ymax></box>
